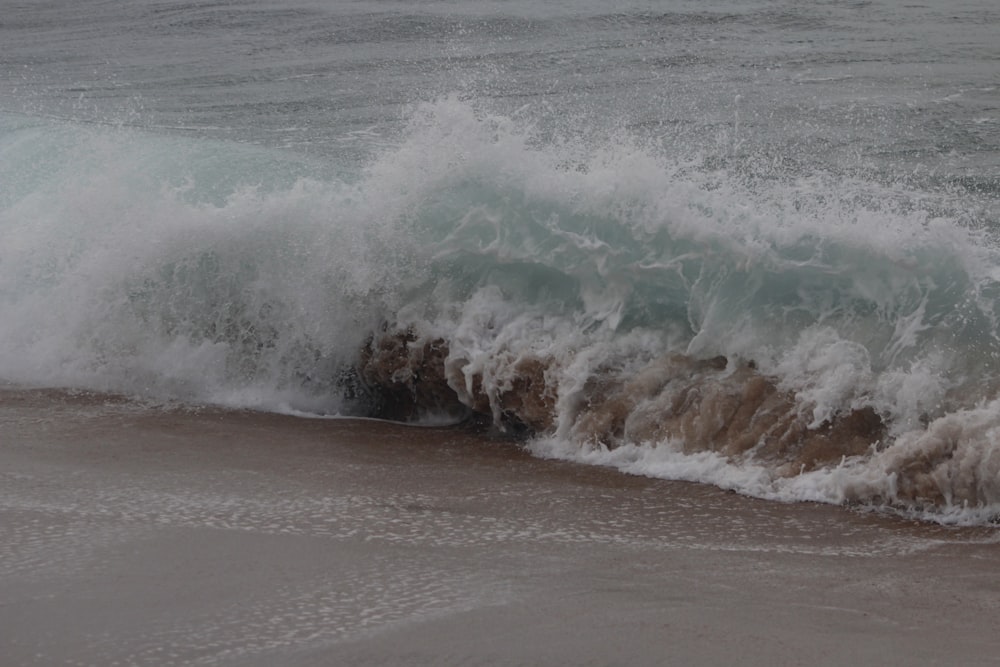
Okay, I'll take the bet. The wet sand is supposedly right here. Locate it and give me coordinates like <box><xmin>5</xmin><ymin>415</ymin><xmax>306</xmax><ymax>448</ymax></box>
<box><xmin>1</xmin><ymin>388</ymin><xmax>998</xmax><ymax>666</ymax></box>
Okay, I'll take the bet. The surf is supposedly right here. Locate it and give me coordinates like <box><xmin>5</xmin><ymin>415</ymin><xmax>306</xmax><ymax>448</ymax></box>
<box><xmin>2</xmin><ymin>97</ymin><xmax>998</xmax><ymax>524</ymax></box>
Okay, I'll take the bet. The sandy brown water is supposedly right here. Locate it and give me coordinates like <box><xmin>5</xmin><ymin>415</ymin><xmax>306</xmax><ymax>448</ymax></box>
<box><xmin>1</xmin><ymin>388</ymin><xmax>998</xmax><ymax>666</ymax></box>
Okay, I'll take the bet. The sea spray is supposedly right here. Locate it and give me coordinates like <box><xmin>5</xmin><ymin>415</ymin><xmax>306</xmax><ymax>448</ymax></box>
<box><xmin>2</xmin><ymin>98</ymin><xmax>999</xmax><ymax>523</ymax></box>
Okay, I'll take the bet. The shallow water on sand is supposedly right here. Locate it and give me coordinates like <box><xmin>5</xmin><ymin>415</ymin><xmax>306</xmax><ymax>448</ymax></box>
<box><xmin>1</xmin><ymin>389</ymin><xmax>998</xmax><ymax>666</ymax></box>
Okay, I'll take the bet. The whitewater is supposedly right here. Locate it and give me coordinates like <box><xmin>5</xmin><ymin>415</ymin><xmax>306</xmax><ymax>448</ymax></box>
<box><xmin>1</xmin><ymin>0</ymin><xmax>999</xmax><ymax>525</ymax></box>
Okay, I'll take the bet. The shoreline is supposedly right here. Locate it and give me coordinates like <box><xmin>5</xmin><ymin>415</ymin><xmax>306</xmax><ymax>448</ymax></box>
<box><xmin>2</xmin><ymin>388</ymin><xmax>999</xmax><ymax>666</ymax></box>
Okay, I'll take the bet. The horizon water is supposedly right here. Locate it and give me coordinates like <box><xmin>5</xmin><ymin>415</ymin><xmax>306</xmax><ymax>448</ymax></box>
<box><xmin>2</xmin><ymin>0</ymin><xmax>1000</xmax><ymax>525</ymax></box>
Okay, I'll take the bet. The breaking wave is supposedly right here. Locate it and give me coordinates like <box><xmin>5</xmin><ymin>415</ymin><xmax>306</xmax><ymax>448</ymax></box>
<box><xmin>2</xmin><ymin>97</ymin><xmax>999</xmax><ymax>524</ymax></box>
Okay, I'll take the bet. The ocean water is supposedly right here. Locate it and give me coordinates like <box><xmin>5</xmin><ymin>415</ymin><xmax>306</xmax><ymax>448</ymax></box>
<box><xmin>1</xmin><ymin>0</ymin><xmax>999</xmax><ymax>524</ymax></box>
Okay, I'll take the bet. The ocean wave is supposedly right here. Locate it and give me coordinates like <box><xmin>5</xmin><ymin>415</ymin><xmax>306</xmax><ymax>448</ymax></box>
<box><xmin>1</xmin><ymin>98</ymin><xmax>998</xmax><ymax>524</ymax></box>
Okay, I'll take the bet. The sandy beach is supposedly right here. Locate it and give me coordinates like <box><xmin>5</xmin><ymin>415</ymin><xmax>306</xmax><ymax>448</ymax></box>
<box><xmin>4</xmin><ymin>0</ymin><xmax>1000</xmax><ymax>664</ymax></box>
<box><xmin>1</xmin><ymin>388</ymin><xmax>998</xmax><ymax>666</ymax></box>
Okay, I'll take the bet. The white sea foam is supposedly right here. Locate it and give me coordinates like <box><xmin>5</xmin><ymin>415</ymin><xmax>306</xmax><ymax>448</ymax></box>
<box><xmin>2</xmin><ymin>98</ymin><xmax>999</xmax><ymax>523</ymax></box>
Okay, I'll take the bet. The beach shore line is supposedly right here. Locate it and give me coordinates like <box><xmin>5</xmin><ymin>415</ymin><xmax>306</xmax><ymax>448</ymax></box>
<box><xmin>1</xmin><ymin>388</ymin><xmax>997</xmax><ymax>666</ymax></box>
